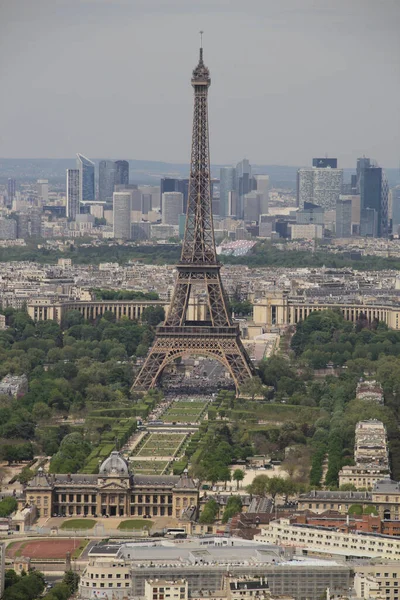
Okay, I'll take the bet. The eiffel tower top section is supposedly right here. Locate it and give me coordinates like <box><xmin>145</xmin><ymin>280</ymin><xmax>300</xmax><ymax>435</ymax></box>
<box><xmin>180</xmin><ymin>47</ymin><xmax>216</xmax><ymax>266</ymax></box>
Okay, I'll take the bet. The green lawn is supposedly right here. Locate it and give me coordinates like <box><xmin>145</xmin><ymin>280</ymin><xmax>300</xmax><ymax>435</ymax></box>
<box><xmin>118</xmin><ymin>519</ymin><xmax>153</xmax><ymax>530</ymax></box>
<box><xmin>72</xmin><ymin>539</ymin><xmax>90</xmax><ymax>558</ymax></box>
<box><xmin>60</xmin><ymin>519</ymin><xmax>97</xmax><ymax>530</ymax></box>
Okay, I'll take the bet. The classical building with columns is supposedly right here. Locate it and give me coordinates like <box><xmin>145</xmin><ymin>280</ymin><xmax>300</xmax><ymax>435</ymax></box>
<box><xmin>252</xmin><ymin>291</ymin><xmax>400</xmax><ymax>331</ymax></box>
<box><xmin>22</xmin><ymin>452</ymin><xmax>199</xmax><ymax>519</ymax></box>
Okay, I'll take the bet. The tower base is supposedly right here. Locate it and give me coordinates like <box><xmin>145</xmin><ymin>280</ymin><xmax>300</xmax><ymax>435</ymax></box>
<box><xmin>132</xmin><ymin>325</ymin><xmax>255</xmax><ymax>395</ymax></box>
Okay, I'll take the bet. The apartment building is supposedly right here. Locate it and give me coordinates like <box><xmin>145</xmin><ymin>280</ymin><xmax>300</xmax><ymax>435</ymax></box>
<box><xmin>354</xmin><ymin>564</ymin><xmax>400</xmax><ymax>600</ymax></box>
<box><xmin>254</xmin><ymin>518</ymin><xmax>400</xmax><ymax>560</ymax></box>
<box><xmin>299</xmin><ymin>480</ymin><xmax>400</xmax><ymax>520</ymax></box>
<box><xmin>339</xmin><ymin>420</ymin><xmax>390</xmax><ymax>489</ymax></box>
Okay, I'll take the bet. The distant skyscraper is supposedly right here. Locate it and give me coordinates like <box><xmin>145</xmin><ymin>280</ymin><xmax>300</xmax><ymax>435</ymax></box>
<box><xmin>392</xmin><ymin>186</ymin><xmax>400</xmax><ymax>235</ymax></box>
<box><xmin>253</xmin><ymin>174</ymin><xmax>269</xmax><ymax>214</ymax></box>
<box><xmin>336</xmin><ymin>198</ymin><xmax>352</xmax><ymax>238</ymax></box>
<box><xmin>113</xmin><ymin>192</ymin><xmax>131</xmax><ymax>239</ymax></box>
<box><xmin>99</xmin><ymin>160</ymin><xmax>117</xmax><ymax>201</ymax></box>
<box><xmin>162</xmin><ymin>192</ymin><xmax>183</xmax><ymax>226</ymax></box>
<box><xmin>76</xmin><ymin>153</ymin><xmax>95</xmax><ymax>203</ymax></box>
<box><xmin>219</xmin><ymin>167</ymin><xmax>236</xmax><ymax>217</ymax></box>
<box><xmin>236</xmin><ymin>159</ymin><xmax>252</xmax><ymax>218</ymax></box>
<box><xmin>16</xmin><ymin>214</ymin><xmax>29</xmax><ymax>238</ymax></box>
<box><xmin>360</xmin><ymin>164</ymin><xmax>388</xmax><ymax>237</ymax></box>
<box><xmin>312</xmin><ymin>158</ymin><xmax>338</xmax><ymax>168</ymax></box>
<box><xmin>115</xmin><ymin>160</ymin><xmax>129</xmax><ymax>187</ymax></box>
<box><xmin>243</xmin><ymin>191</ymin><xmax>263</xmax><ymax>222</ymax></box>
<box><xmin>7</xmin><ymin>179</ymin><xmax>16</xmax><ymax>206</ymax></box>
<box><xmin>297</xmin><ymin>160</ymin><xmax>343</xmax><ymax>210</ymax></box>
<box><xmin>30</xmin><ymin>208</ymin><xmax>42</xmax><ymax>237</ymax></box>
<box><xmin>66</xmin><ymin>169</ymin><xmax>80</xmax><ymax>220</ymax></box>
<box><xmin>36</xmin><ymin>179</ymin><xmax>49</xmax><ymax>205</ymax></box>
<box><xmin>356</xmin><ymin>157</ymin><xmax>371</xmax><ymax>194</ymax></box>
<box><xmin>160</xmin><ymin>178</ymin><xmax>189</xmax><ymax>214</ymax></box>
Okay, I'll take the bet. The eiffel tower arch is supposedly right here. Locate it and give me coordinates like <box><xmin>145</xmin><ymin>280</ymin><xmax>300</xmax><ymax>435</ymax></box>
<box><xmin>132</xmin><ymin>46</ymin><xmax>255</xmax><ymax>395</ymax></box>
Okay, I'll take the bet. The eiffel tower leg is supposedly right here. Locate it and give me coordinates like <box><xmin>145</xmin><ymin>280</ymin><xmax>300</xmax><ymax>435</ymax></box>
<box><xmin>132</xmin><ymin>340</ymin><xmax>169</xmax><ymax>391</ymax></box>
<box><xmin>132</xmin><ymin>333</ymin><xmax>255</xmax><ymax>395</ymax></box>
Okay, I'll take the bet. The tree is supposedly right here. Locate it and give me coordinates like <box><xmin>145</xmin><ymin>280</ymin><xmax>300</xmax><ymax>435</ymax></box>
<box><xmin>220</xmin><ymin>466</ymin><xmax>231</xmax><ymax>490</ymax></box>
<box><xmin>239</xmin><ymin>376</ymin><xmax>265</xmax><ymax>400</ymax></box>
<box><xmin>247</xmin><ymin>474</ymin><xmax>269</xmax><ymax>497</ymax></box>
<box><xmin>0</xmin><ymin>496</ymin><xmax>17</xmax><ymax>517</ymax></box>
<box><xmin>199</xmin><ymin>498</ymin><xmax>219</xmax><ymax>524</ymax></box>
<box><xmin>141</xmin><ymin>306</ymin><xmax>165</xmax><ymax>327</ymax></box>
<box><xmin>232</xmin><ymin>468</ymin><xmax>245</xmax><ymax>490</ymax></box>
<box><xmin>18</xmin><ymin>467</ymin><xmax>35</xmax><ymax>485</ymax></box>
<box><xmin>63</xmin><ymin>571</ymin><xmax>80</xmax><ymax>594</ymax></box>
<box><xmin>222</xmin><ymin>496</ymin><xmax>243</xmax><ymax>523</ymax></box>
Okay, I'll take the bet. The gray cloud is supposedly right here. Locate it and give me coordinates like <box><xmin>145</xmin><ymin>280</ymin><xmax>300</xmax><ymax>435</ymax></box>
<box><xmin>0</xmin><ymin>0</ymin><xmax>399</xmax><ymax>167</ymax></box>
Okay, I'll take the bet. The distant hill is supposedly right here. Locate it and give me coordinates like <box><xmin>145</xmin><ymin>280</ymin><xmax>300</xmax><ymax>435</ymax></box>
<box><xmin>0</xmin><ymin>158</ymin><xmax>399</xmax><ymax>189</ymax></box>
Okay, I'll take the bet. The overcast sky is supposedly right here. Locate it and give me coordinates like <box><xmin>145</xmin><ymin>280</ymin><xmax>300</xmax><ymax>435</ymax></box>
<box><xmin>1</xmin><ymin>0</ymin><xmax>399</xmax><ymax>167</ymax></box>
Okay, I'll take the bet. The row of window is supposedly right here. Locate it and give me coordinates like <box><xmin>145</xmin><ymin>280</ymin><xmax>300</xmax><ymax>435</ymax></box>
<box><xmin>90</xmin><ymin>573</ymin><xmax>129</xmax><ymax>579</ymax></box>
<box><xmin>85</xmin><ymin>582</ymin><xmax>130</xmax><ymax>588</ymax></box>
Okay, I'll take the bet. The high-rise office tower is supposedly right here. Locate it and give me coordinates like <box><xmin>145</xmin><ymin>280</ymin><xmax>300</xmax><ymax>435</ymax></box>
<box><xmin>7</xmin><ymin>179</ymin><xmax>16</xmax><ymax>206</ymax></box>
<box><xmin>161</xmin><ymin>192</ymin><xmax>183</xmax><ymax>226</ymax></box>
<box><xmin>312</xmin><ymin>158</ymin><xmax>338</xmax><ymax>168</ymax></box>
<box><xmin>36</xmin><ymin>179</ymin><xmax>49</xmax><ymax>205</ymax></box>
<box><xmin>392</xmin><ymin>187</ymin><xmax>400</xmax><ymax>235</ymax></box>
<box><xmin>243</xmin><ymin>191</ymin><xmax>263</xmax><ymax>222</ymax></box>
<box><xmin>236</xmin><ymin>158</ymin><xmax>252</xmax><ymax>218</ymax></box>
<box><xmin>66</xmin><ymin>169</ymin><xmax>80</xmax><ymax>220</ymax></box>
<box><xmin>16</xmin><ymin>214</ymin><xmax>29</xmax><ymax>238</ymax></box>
<box><xmin>99</xmin><ymin>160</ymin><xmax>117</xmax><ymax>201</ymax></box>
<box><xmin>359</xmin><ymin>164</ymin><xmax>388</xmax><ymax>237</ymax></box>
<box><xmin>138</xmin><ymin>185</ymin><xmax>161</xmax><ymax>212</ymax></box>
<box><xmin>336</xmin><ymin>198</ymin><xmax>352</xmax><ymax>238</ymax></box>
<box><xmin>219</xmin><ymin>167</ymin><xmax>236</xmax><ymax>217</ymax></box>
<box><xmin>356</xmin><ymin>157</ymin><xmax>371</xmax><ymax>194</ymax></box>
<box><xmin>253</xmin><ymin>174</ymin><xmax>269</xmax><ymax>214</ymax></box>
<box><xmin>297</xmin><ymin>160</ymin><xmax>343</xmax><ymax>210</ymax></box>
<box><xmin>160</xmin><ymin>178</ymin><xmax>189</xmax><ymax>214</ymax></box>
<box><xmin>76</xmin><ymin>153</ymin><xmax>95</xmax><ymax>203</ymax></box>
<box><xmin>113</xmin><ymin>192</ymin><xmax>131</xmax><ymax>239</ymax></box>
<box><xmin>30</xmin><ymin>208</ymin><xmax>42</xmax><ymax>237</ymax></box>
<box><xmin>115</xmin><ymin>160</ymin><xmax>129</xmax><ymax>187</ymax></box>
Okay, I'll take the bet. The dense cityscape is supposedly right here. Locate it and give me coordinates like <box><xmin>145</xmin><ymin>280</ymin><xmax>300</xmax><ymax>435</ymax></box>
<box><xmin>1</xmin><ymin>3</ymin><xmax>400</xmax><ymax>600</ymax></box>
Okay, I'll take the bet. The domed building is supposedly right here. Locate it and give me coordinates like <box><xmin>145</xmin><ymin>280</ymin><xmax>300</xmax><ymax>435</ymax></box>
<box><xmin>23</xmin><ymin>451</ymin><xmax>199</xmax><ymax>520</ymax></box>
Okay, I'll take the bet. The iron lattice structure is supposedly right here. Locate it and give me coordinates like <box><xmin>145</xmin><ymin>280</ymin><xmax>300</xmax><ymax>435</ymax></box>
<box><xmin>133</xmin><ymin>48</ymin><xmax>255</xmax><ymax>394</ymax></box>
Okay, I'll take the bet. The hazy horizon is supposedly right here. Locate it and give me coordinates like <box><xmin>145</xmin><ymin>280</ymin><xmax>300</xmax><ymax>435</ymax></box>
<box><xmin>1</xmin><ymin>0</ymin><xmax>399</xmax><ymax>168</ymax></box>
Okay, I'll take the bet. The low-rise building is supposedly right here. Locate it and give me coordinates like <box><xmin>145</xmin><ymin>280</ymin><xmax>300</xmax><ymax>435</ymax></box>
<box><xmin>254</xmin><ymin>518</ymin><xmax>400</xmax><ymax>560</ymax></box>
<box><xmin>23</xmin><ymin>452</ymin><xmax>199</xmax><ymax>519</ymax></box>
<box><xmin>354</xmin><ymin>564</ymin><xmax>400</xmax><ymax>600</ymax></box>
<box><xmin>356</xmin><ymin>380</ymin><xmax>384</xmax><ymax>405</ymax></box>
<box><xmin>81</xmin><ymin>539</ymin><xmax>351</xmax><ymax>600</ymax></box>
<box><xmin>299</xmin><ymin>480</ymin><xmax>400</xmax><ymax>520</ymax></box>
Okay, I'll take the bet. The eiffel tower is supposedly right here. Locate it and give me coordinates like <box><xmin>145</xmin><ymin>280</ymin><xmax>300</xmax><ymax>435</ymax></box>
<box><xmin>133</xmin><ymin>44</ymin><xmax>255</xmax><ymax>394</ymax></box>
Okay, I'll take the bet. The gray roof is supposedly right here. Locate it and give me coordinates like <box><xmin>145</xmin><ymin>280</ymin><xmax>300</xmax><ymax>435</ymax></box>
<box><xmin>299</xmin><ymin>490</ymin><xmax>371</xmax><ymax>500</ymax></box>
<box><xmin>373</xmin><ymin>479</ymin><xmax>400</xmax><ymax>492</ymax></box>
<box><xmin>100</xmin><ymin>452</ymin><xmax>130</xmax><ymax>476</ymax></box>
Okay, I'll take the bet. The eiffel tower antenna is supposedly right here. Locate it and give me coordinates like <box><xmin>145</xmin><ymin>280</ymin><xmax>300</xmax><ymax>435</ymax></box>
<box><xmin>132</xmin><ymin>44</ymin><xmax>255</xmax><ymax>395</ymax></box>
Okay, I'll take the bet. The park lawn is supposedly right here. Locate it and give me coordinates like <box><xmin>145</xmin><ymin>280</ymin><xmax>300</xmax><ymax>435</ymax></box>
<box><xmin>118</xmin><ymin>519</ymin><xmax>153</xmax><ymax>530</ymax></box>
<box><xmin>72</xmin><ymin>539</ymin><xmax>90</xmax><ymax>558</ymax></box>
<box><xmin>60</xmin><ymin>519</ymin><xmax>97</xmax><ymax>530</ymax></box>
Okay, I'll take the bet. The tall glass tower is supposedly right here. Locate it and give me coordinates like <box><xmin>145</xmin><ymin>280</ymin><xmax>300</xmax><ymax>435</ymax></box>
<box><xmin>115</xmin><ymin>160</ymin><xmax>129</xmax><ymax>187</ymax></box>
<box><xmin>99</xmin><ymin>160</ymin><xmax>117</xmax><ymax>201</ymax></box>
<box><xmin>76</xmin><ymin>154</ymin><xmax>95</xmax><ymax>203</ymax></box>
<box><xmin>66</xmin><ymin>169</ymin><xmax>80</xmax><ymax>220</ymax></box>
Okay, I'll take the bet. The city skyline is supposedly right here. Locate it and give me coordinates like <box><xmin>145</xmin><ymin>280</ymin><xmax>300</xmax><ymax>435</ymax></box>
<box><xmin>1</xmin><ymin>0</ymin><xmax>399</xmax><ymax>167</ymax></box>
